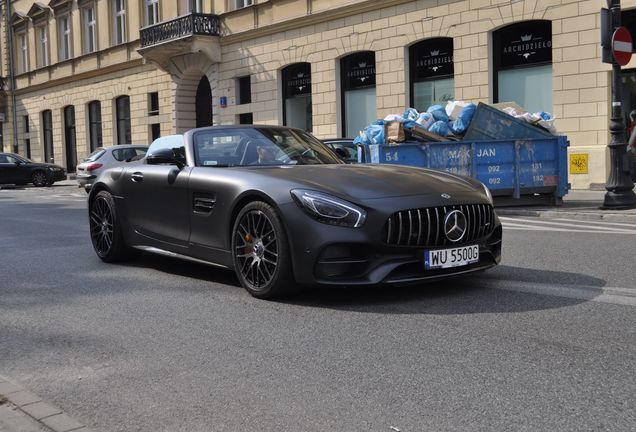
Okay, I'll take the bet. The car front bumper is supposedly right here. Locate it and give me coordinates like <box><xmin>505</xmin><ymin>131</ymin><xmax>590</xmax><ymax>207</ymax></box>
<box><xmin>278</xmin><ymin>198</ymin><xmax>502</xmax><ymax>286</ymax></box>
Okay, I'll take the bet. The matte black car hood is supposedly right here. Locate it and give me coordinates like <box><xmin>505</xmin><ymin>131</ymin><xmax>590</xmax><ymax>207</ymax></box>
<box><xmin>249</xmin><ymin>164</ymin><xmax>480</xmax><ymax>200</ymax></box>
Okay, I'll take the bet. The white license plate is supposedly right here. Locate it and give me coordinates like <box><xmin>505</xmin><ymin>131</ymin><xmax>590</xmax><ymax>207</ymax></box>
<box><xmin>424</xmin><ymin>245</ymin><xmax>479</xmax><ymax>270</ymax></box>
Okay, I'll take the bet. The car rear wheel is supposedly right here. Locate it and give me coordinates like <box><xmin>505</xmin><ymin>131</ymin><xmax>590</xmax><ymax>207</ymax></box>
<box><xmin>31</xmin><ymin>171</ymin><xmax>49</xmax><ymax>187</ymax></box>
<box><xmin>89</xmin><ymin>190</ymin><xmax>132</xmax><ymax>262</ymax></box>
<box><xmin>232</xmin><ymin>201</ymin><xmax>293</xmax><ymax>299</ymax></box>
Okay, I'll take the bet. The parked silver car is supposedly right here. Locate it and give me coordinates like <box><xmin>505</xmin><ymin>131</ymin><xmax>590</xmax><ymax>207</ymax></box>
<box><xmin>76</xmin><ymin>145</ymin><xmax>148</xmax><ymax>191</ymax></box>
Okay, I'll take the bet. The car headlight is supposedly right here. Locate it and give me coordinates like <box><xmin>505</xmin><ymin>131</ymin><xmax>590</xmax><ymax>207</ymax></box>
<box><xmin>291</xmin><ymin>189</ymin><xmax>366</xmax><ymax>228</ymax></box>
<box><xmin>482</xmin><ymin>183</ymin><xmax>493</xmax><ymax>204</ymax></box>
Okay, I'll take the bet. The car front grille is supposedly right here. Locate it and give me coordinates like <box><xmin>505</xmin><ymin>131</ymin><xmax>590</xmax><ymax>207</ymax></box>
<box><xmin>383</xmin><ymin>203</ymin><xmax>495</xmax><ymax>247</ymax></box>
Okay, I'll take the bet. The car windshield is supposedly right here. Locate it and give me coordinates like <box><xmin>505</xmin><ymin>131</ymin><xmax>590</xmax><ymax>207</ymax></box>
<box><xmin>193</xmin><ymin>127</ymin><xmax>342</xmax><ymax>167</ymax></box>
<box><xmin>84</xmin><ymin>149</ymin><xmax>106</xmax><ymax>162</ymax></box>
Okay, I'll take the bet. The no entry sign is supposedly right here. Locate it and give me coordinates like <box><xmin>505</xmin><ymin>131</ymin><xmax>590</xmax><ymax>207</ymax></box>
<box><xmin>612</xmin><ymin>26</ymin><xmax>633</xmax><ymax>66</ymax></box>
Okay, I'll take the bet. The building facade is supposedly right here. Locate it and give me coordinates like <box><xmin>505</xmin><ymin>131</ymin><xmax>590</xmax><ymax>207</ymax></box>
<box><xmin>0</xmin><ymin>0</ymin><xmax>633</xmax><ymax>189</ymax></box>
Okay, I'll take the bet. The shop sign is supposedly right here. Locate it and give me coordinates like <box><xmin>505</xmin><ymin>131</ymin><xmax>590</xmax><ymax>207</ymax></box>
<box><xmin>496</xmin><ymin>21</ymin><xmax>552</xmax><ymax>68</ymax></box>
<box><xmin>411</xmin><ymin>38</ymin><xmax>454</xmax><ymax>80</ymax></box>
<box><xmin>342</xmin><ymin>52</ymin><xmax>376</xmax><ymax>90</ymax></box>
<box><xmin>283</xmin><ymin>63</ymin><xmax>311</xmax><ymax>97</ymax></box>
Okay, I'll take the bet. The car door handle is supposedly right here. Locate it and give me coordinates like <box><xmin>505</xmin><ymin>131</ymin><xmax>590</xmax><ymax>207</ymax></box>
<box><xmin>131</xmin><ymin>172</ymin><xmax>143</xmax><ymax>182</ymax></box>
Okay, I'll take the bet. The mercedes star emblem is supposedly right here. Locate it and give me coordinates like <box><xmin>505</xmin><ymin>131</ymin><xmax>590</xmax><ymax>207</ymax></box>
<box><xmin>444</xmin><ymin>210</ymin><xmax>467</xmax><ymax>242</ymax></box>
<box><xmin>441</xmin><ymin>193</ymin><xmax>451</xmax><ymax>199</ymax></box>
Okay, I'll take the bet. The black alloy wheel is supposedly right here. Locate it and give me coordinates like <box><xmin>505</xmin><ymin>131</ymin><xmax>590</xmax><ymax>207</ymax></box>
<box><xmin>31</xmin><ymin>171</ymin><xmax>49</xmax><ymax>187</ymax></box>
<box><xmin>232</xmin><ymin>201</ymin><xmax>292</xmax><ymax>299</ymax></box>
<box><xmin>89</xmin><ymin>190</ymin><xmax>132</xmax><ymax>262</ymax></box>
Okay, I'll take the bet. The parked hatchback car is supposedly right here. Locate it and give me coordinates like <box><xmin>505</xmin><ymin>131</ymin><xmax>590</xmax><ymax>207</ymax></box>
<box><xmin>76</xmin><ymin>145</ymin><xmax>148</xmax><ymax>191</ymax></box>
<box><xmin>0</xmin><ymin>152</ymin><xmax>66</xmax><ymax>186</ymax></box>
<box><xmin>322</xmin><ymin>138</ymin><xmax>359</xmax><ymax>163</ymax></box>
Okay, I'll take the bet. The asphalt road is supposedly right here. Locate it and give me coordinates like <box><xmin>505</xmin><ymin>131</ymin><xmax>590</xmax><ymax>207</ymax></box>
<box><xmin>1</xmin><ymin>184</ymin><xmax>635</xmax><ymax>432</ymax></box>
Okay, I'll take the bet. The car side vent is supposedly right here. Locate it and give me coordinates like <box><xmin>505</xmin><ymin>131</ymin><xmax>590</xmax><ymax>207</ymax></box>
<box><xmin>193</xmin><ymin>196</ymin><xmax>216</xmax><ymax>214</ymax></box>
<box><xmin>383</xmin><ymin>204</ymin><xmax>495</xmax><ymax>247</ymax></box>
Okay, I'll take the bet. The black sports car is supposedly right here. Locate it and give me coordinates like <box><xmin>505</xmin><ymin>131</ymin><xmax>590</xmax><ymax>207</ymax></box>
<box><xmin>88</xmin><ymin>126</ymin><xmax>501</xmax><ymax>299</ymax></box>
<box><xmin>0</xmin><ymin>152</ymin><xmax>66</xmax><ymax>186</ymax></box>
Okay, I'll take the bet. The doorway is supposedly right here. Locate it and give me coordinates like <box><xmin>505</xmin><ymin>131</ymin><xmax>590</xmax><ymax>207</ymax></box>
<box><xmin>196</xmin><ymin>76</ymin><xmax>213</xmax><ymax>127</ymax></box>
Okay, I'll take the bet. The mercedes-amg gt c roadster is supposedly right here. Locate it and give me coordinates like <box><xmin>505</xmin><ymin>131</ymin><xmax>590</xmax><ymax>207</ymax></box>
<box><xmin>88</xmin><ymin>125</ymin><xmax>502</xmax><ymax>299</ymax></box>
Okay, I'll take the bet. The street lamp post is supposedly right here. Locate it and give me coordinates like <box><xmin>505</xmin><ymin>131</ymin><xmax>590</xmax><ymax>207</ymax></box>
<box><xmin>603</xmin><ymin>0</ymin><xmax>636</xmax><ymax>209</ymax></box>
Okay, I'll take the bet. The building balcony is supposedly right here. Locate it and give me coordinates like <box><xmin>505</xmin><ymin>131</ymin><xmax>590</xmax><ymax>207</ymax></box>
<box><xmin>138</xmin><ymin>13</ymin><xmax>222</xmax><ymax>70</ymax></box>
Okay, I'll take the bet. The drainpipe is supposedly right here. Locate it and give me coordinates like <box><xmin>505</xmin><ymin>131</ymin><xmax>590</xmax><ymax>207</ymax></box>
<box><xmin>4</xmin><ymin>0</ymin><xmax>18</xmax><ymax>154</ymax></box>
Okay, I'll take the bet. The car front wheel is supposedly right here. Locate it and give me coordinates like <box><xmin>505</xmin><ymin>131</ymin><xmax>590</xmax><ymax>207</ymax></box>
<box><xmin>31</xmin><ymin>171</ymin><xmax>49</xmax><ymax>187</ymax></box>
<box><xmin>232</xmin><ymin>201</ymin><xmax>293</xmax><ymax>299</ymax></box>
<box><xmin>89</xmin><ymin>190</ymin><xmax>133</xmax><ymax>262</ymax></box>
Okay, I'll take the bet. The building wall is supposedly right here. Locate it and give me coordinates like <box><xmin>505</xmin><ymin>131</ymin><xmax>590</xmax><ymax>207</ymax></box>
<box><xmin>1</xmin><ymin>0</ymin><xmax>634</xmax><ymax>190</ymax></box>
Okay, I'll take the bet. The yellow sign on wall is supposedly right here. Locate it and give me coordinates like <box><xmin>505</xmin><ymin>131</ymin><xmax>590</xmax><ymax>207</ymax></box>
<box><xmin>570</xmin><ymin>153</ymin><xmax>589</xmax><ymax>174</ymax></box>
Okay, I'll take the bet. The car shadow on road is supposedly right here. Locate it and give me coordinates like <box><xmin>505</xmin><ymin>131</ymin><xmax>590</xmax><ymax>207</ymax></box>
<box><xmin>282</xmin><ymin>265</ymin><xmax>607</xmax><ymax>315</ymax></box>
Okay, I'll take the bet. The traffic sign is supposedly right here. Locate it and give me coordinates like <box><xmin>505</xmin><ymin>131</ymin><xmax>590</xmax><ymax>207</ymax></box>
<box><xmin>612</xmin><ymin>26</ymin><xmax>633</xmax><ymax>66</ymax></box>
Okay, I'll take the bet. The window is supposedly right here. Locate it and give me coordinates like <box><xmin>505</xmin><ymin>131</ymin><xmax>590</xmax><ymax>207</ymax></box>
<box><xmin>282</xmin><ymin>63</ymin><xmax>313</xmax><ymax>132</ymax></box>
<box><xmin>151</xmin><ymin>124</ymin><xmax>161</xmax><ymax>141</ymax></box>
<box><xmin>145</xmin><ymin>0</ymin><xmax>159</xmax><ymax>26</ymax></box>
<box><xmin>88</xmin><ymin>101</ymin><xmax>103</xmax><ymax>152</ymax></box>
<box><xmin>148</xmin><ymin>92</ymin><xmax>159</xmax><ymax>116</ymax></box>
<box><xmin>116</xmin><ymin>96</ymin><xmax>131</xmax><ymax>144</ymax></box>
<box><xmin>83</xmin><ymin>6</ymin><xmax>97</xmax><ymax>53</ymax></box>
<box><xmin>234</xmin><ymin>0</ymin><xmax>253</xmax><ymax>10</ymax></box>
<box><xmin>59</xmin><ymin>15</ymin><xmax>71</xmax><ymax>61</ymax></box>
<box><xmin>37</xmin><ymin>26</ymin><xmax>49</xmax><ymax>68</ymax></box>
<box><xmin>64</xmin><ymin>106</ymin><xmax>77</xmax><ymax>172</ymax></box>
<box><xmin>113</xmin><ymin>0</ymin><xmax>127</xmax><ymax>44</ymax></box>
<box><xmin>237</xmin><ymin>76</ymin><xmax>251</xmax><ymax>104</ymax></box>
<box><xmin>341</xmin><ymin>51</ymin><xmax>376</xmax><ymax>138</ymax></box>
<box><xmin>409</xmin><ymin>38</ymin><xmax>454</xmax><ymax>111</ymax></box>
<box><xmin>42</xmin><ymin>110</ymin><xmax>54</xmax><ymax>163</ymax></box>
<box><xmin>24</xmin><ymin>115</ymin><xmax>31</xmax><ymax>159</ymax></box>
<box><xmin>17</xmin><ymin>33</ymin><xmax>28</xmax><ymax>73</ymax></box>
<box><xmin>189</xmin><ymin>0</ymin><xmax>203</xmax><ymax>13</ymax></box>
<box><xmin>493</xmin><ymin>20</ymin><xmax>552</xmax><ymax>113</ymax></box>
<box><xmin>239</xmin><ymin>113</ymin><xmax>253</xmax><ymax>124</ymax></box>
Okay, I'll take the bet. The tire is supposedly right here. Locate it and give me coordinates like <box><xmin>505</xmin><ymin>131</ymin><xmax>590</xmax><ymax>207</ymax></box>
<box><xmin>89</xmin><ymin>190</ymin><xmax>134</xmax><ymax>262</ymax></box>
<box><xmin>231</xmin><ymin>201</ymin><xmax>293</xmax><ymax>299</ymax></box>
<box><xmin>31</xmin><ymin>171</ymin><xmax>49</xmax><ymax>187</ymax></box>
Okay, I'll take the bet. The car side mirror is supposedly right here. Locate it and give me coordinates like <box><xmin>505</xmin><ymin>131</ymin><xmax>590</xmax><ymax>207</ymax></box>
<box><xmin>14</xmin><ymin>160</ymin><xmax>23</xmax><ymax>165</ymax></box>
<box><xmin>146</xmin><ymin>147</ymin><xmax>185</xmax><ymax>168</ymax></box>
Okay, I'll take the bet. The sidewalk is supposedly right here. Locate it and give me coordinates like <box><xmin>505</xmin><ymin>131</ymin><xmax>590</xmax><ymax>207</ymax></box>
<box><xmin>495</xmin><ymin>190</ymin><xmax>636</xmax><ymax>222</ymax></box>
<box><xmin>0</xmin><ymin>377</ymin><xmax>92</xmax><ymax>432</ymax></box>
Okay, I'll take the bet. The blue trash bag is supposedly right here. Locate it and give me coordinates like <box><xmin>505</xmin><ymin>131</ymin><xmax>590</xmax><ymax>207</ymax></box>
<box><xmin>428</xmin><ymin>120</ymin><xmax>450</xmax><ymax>137</ymax></box>
<box><xmin>365</xmin><ymin>123</ymin><xmax>385</xmax><ymax>144</ymax></box>
<box><xmin>402</xmin><ymin>108</ymin><xmax>419</xmax><ymax>121</ymax></box>
<box><xmin>426</xmin><ymin>105</ymin><xmax>449</xmax><ymax>122</ymax></box>
<box><xmin>416</xmin><ymin>112</ymin><xmax>434</xmax><ymax>129</ymax></box>
<box><xmin>449</xmin><ymin>103</ymin><xmax>476</xmax><ymax>135</ymax></box>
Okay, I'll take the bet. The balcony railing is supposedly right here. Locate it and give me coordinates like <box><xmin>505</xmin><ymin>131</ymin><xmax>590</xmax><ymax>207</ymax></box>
<box><xmin>140</xmin><ymin>13</ymin><xmax>220</xmax><ymax>48</ymax></box>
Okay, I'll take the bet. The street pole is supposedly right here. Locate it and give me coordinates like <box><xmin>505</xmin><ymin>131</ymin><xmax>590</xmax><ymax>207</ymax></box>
<box><xmin>603</xmin><ymin>0</ymin><xmax>636</xmax><ymax>209</ymax></box>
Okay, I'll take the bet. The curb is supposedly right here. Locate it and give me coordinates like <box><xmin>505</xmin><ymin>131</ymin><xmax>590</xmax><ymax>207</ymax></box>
<box><xmin>0</xmin><ymin>376</ymin><xmax>93</xmax><ymax>432</ymax></box>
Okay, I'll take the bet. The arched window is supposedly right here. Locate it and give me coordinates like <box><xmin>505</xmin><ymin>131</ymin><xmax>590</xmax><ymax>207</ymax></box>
<box><xmin>341</xmin><ymin>51</ymin><xmax>376</xmax><ymax>137</ymax></box>
<box><xmin>493</xmin><ymin>20</ymin><xmax>552</xmax><ymax>113</ymax></box>
<box><xmin>282</xmin><ymin>63</ymin><xmax>312</xmax><ymax>131</ymax></box>
<box><xmin>88</xmin><ymin>101</ymin><xmax>102</xmax><ymax>151</ymax></box>
<box><xmin>196</xmin><ymin>76</ymin><xmax>213</xmax><ymax>128</ymax></box>
<box><xmin>116</xmin><ymin>95</ymin><xmax>131</xmax><ymax>144</ymax></box>
<box><xmin>409</xmin><ymin>37</ymin><xmax>454</xmax><ymax>111</ymax></box>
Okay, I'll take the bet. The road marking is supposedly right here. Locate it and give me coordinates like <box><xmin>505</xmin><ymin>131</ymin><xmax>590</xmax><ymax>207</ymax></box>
<box><xmin>500</xmin><ymin>216</ymin><xmax>636</xmax><ymax>234</ymax></box>
<box><xmin>553</xmin><ymin>217</ymin><xmax>636</xmax><ymax>228</ymax></box>
<box><xmin>488</xmin><ymin>280</ymin><xmax>636</xmax><ymax>307</ymax></box>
